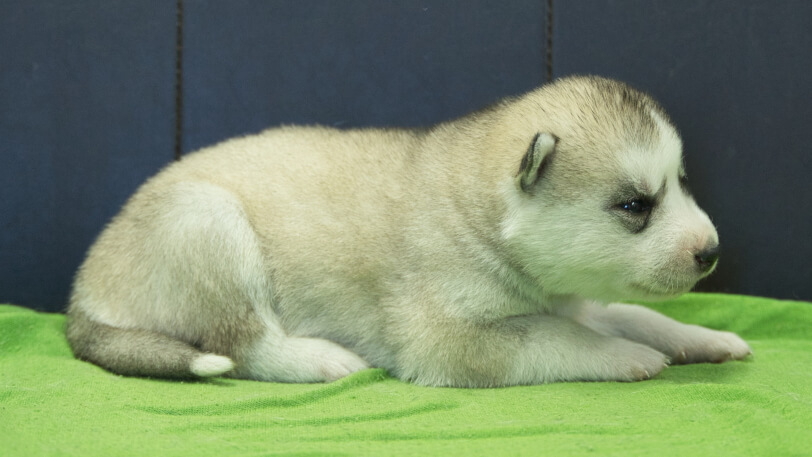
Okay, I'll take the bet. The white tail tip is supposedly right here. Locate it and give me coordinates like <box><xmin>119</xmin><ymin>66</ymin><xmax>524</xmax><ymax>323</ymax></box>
<box><xmin>190</xmin><ymin>354</ymin><xmax>235</xmax><ymax>377</ymax></box>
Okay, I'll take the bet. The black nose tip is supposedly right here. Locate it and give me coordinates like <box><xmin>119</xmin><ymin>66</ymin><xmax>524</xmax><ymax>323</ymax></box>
<box><xmin>695</xmin><ymin>245</ymin><xmax>720</xmax><ymax>272</ymax></box>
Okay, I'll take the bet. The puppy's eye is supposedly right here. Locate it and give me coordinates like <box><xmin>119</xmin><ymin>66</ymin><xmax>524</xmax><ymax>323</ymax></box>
<box><xmin>618</xmin><ymin>198</ymin><xmax>652</xmax><ymax>214</ymax></box>
<box><xmin>611</xmin><ymin>196</ymin><xmax>655</xmax><ymax>233</ymax></box>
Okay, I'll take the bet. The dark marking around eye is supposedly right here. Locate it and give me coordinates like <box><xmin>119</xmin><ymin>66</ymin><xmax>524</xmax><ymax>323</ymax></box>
<box><xmin>607</xmin><ymin>177</ymin><xmax>668</xmax><ymax>233</ymax></box>
<box><xmin>611</xmin><ymin>195</ymin><xmax>655</xmax><ymax>234</ymax></box>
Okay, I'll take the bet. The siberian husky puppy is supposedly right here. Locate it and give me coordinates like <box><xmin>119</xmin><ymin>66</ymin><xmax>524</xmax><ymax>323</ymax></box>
<box><xmin>67</xmin><ymin>76</ymin><xmax>751</xmax><ymax>387</ymax></box>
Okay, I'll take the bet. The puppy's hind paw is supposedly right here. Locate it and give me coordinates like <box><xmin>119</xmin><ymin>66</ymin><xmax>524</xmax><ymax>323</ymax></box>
<box><xmin>293</xmin><ymin>337</ymin><xmax>370</xmax><ymax>383</ymax></box>
<box><xmin>319</xmin><ymin>350</ymin><xmax>370</xmax><ymax>382</ymax></box>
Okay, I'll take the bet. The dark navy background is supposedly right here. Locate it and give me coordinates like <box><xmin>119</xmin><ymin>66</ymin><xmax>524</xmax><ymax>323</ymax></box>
<box><xmin>2</xmin><ymin>1</ymin><xmax>810</xmax><ymax>311</ymax></box>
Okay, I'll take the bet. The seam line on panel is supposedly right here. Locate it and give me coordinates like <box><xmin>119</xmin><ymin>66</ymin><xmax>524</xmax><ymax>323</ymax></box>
<box><xmin>174</xmin><ymin>0</ymin><xmax>184</xmax><ymax>160</ymax></box>
<box><xmin>546</xmin><ymin>0</ymin><xmax>554</xmax><ymax>83</ymax></box>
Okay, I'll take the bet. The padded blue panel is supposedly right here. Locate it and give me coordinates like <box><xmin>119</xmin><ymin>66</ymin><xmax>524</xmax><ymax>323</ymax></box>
<box><xmin>0</xmin><ymin>1</ymin><xmax>176</xmax><ymax>311</ymax></box>
<box><xmin>5</xmin><ymin>0</ymin><xmax>807</xmax><ymax>309</ymax></box>
<box><xmin>182</xmin><ymin>0</ymin><xmax>547</xmax><ymax>152</ymax></box>
<box><xmin>553</xmin><ymin>1</ymin><xmax>812</xmax><ymax>300</ymax></box>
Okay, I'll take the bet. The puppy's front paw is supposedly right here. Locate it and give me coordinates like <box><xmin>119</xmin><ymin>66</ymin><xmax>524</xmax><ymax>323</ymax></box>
<box><xmin>670</xmin><ymin>327</ymin><xmax>752</xmax><ymax>364</ymax></box>
<box><xmin>612</xmin><ymin>339</ymin><xmax>669</xmax><ymax>382</ymax></box>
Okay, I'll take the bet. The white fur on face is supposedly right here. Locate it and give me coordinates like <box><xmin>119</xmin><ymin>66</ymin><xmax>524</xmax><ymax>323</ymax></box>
<box><xmin>626</xmin><ymin>111</ymin><xmax>718</xmax><ymax>298</ymax></box>
<box><xmin>500</xmin><ymin>109</ymin><xmax>718</xmax><ymax>303</ymax></box>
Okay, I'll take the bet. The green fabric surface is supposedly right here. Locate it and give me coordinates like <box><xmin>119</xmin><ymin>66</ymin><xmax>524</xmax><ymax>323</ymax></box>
<box><xmin>1</xmin><ymin>293</ymin><xmax>810</xmax><ymax>456</ymax></box>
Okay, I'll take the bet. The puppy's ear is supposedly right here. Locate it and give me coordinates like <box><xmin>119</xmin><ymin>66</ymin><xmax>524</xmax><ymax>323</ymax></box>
<box><xmin>517</xmin><ymin>132</ymin><xmax>557</xmax><ymax>192</ymax></box>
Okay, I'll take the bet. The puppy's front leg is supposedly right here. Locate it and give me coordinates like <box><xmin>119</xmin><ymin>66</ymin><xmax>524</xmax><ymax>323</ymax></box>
<box><xmin>568</xmin><ymin>302</ymin><xmax>752</xmax><ymax>364</ymax></box>
<box><xmin>392</xmin><ymin>313</ymin><xmax>669</xmax><ymax>387</ymax></box>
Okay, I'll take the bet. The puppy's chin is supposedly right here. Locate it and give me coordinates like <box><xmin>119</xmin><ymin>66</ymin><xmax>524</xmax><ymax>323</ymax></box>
<box><xmin>566</xmin><ymin>281</ymin><xmax>688</xmax><ymax>305</ymax></box>
<box><xmin>624</xmin><ymin>280</ymin><xmax>696</xmax><ymax>302</ymax></box>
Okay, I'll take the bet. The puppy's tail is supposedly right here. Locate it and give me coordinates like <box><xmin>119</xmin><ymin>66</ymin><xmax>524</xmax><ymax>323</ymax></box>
<box><xmin>65</xmin><ymin>308</ymin><xmax>234</xmax><ymax>379</ymax></box>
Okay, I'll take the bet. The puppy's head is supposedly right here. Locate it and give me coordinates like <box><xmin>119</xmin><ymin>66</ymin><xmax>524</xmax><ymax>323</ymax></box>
<box><xmin>501</xmin><ymin>76</ymin><xmax>718</xmax><ymax>302</ymax></box>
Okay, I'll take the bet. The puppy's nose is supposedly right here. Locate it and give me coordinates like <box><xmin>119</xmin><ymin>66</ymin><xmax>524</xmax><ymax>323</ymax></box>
<box><xmin>694</xmin><ymin>245</ymin><xmax>720</xmax><ymax>272</ymax></box>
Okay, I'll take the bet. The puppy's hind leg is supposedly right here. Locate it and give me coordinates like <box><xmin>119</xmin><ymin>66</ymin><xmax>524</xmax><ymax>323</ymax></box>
<box><xmin>152</xmin><ymin>181</ymin><xmax>369</xmax><ymax>383</ymax></box>
<box><xmin>231</xmin><ymin>329</ymin><xmax>370</xmax><ymax>383</ymax></box>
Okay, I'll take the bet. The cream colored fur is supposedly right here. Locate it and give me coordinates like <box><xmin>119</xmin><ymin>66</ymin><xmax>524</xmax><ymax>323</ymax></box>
<box><xmin>66</xmin><ymin>76</ymin><xmax>751</xmax><ymax>386</ymax></box>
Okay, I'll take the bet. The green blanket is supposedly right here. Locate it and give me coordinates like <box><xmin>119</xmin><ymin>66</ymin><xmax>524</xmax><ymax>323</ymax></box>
<box><xmin>2</xmin><ymin>293</ymin><xmax>810</xmax><ymax>456</ymax></box>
